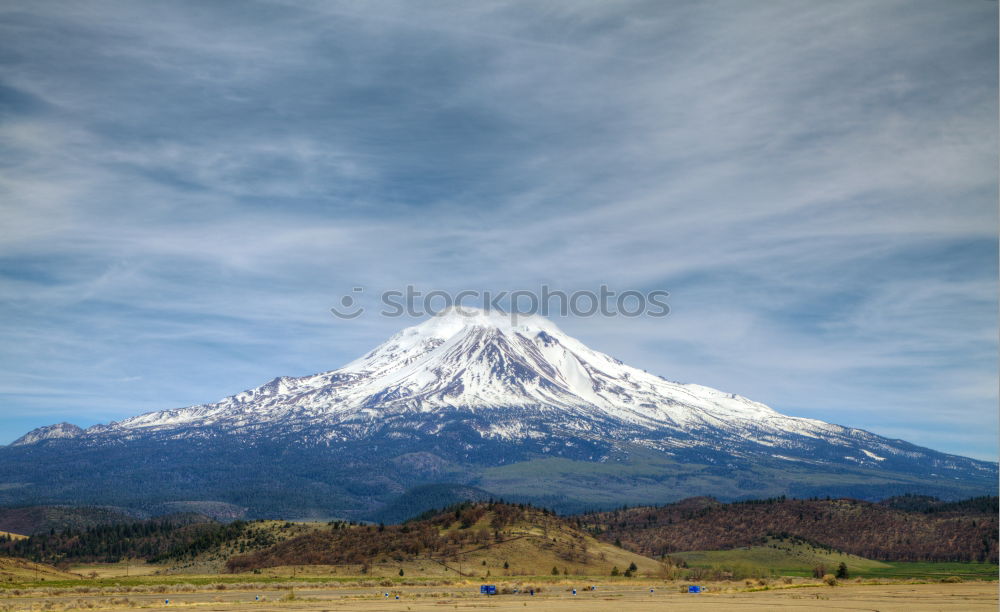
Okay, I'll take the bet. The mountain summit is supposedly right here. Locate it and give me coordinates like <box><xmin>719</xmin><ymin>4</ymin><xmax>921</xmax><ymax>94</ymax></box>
<box><xmin>3</xmin><ymin>308</ymin><xmax>996</xmax><ymax>518</ymax></box>
<box><xmin>45</xmin><ymin>307</ymin><xmax>810</xmax><ymax>441</ymax></box>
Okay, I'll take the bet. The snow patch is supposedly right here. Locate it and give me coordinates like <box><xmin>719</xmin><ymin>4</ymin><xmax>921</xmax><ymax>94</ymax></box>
<box><xmin>862</xmin><ymin>449</ymin><xmax>886</xmax><ymax>461</ymax></box>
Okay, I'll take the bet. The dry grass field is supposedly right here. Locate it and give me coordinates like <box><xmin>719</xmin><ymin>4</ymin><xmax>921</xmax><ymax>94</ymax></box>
<box><xmin>0</xmin><ymin>581</ymin><xmax>995</xmax><ymax>611</ymax></box>
<box><xmin>70</xmin><ymin>561</ymin><xmax>161</xmax><ymax>579</ymax></box>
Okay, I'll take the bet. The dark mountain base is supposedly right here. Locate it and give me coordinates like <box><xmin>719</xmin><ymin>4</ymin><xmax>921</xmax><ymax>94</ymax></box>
<box><xmin>0</xmin><ymin>433</ymin><xmax>995</xmax><ymax>520</ymax></box>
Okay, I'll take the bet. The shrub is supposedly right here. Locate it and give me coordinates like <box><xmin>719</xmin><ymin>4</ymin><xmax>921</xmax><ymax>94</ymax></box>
<box><xmin>822</xmin><ymin>574</ymin><xmax>838</xmax><ymax>586</ymax></box>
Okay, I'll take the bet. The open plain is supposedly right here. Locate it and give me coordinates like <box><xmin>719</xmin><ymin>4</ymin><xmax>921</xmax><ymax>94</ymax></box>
<box><xmin>1</xmin><ymin>581</ymin><xmax>997</xmax><ymax>611</ymax></box>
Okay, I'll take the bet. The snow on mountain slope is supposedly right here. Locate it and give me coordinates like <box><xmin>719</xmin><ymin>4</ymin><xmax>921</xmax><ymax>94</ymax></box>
<box><xmin>11</xmin><ymin>422</ymin><xmax>83</xmax><ymax>446</ymax></box>
<box><xmin>67</xmin><ymin>307</ymin><xmax>826</xmax><ymax>439</ymax></box>
<box><xmin>9</xmin><ymin>308</ymin><xmax>993</xmax><ymax>478</ymax></box>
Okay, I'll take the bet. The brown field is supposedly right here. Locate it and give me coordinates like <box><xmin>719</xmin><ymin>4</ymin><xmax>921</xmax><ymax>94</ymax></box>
<box><xmin>0</xmin><ymin>581</ymin><xmax>996</xmax><ymax>611</ymax></box>
<box><xmin>70</xmin><ymin>561</ymin><xmax>161</xmax><ymax>579</ymax></box>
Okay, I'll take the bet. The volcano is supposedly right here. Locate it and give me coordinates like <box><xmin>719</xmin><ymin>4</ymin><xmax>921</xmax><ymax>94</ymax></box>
<box><xmin>3</xmin><ymin>308</ymin><xmax>995</xmax><ymax>519</ymax></box>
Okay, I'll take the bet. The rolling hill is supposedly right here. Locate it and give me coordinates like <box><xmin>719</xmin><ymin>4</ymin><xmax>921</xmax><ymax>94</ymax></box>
<box><xmin>226</xmin><ymin>502</ymin><xmax>664</xmax><ymax>578</ymax></box>
<box><xmin>675</xmin><ymin>535</ymin><xmax>891</xmax><ymax>575</ymax></box>
<box><xmin>0</xmin><ymin>557</ymin><xmax>79</xmax><ymax>583</ymax></box>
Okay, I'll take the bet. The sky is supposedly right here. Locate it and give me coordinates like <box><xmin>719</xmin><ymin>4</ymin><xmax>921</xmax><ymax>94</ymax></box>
<box><xmin>0</xmin><ymin>1</ymin><xmax>997</xmax><ymax>460</ymax></box>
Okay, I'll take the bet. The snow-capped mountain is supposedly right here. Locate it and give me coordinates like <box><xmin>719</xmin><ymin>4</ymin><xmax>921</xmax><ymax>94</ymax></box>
<box><xmin>3</xmin><ymin>307</ymin><xmax>996</xmax><ymax>518</ymax></box>
<box><xmin>11</xmin><ymin>307</ymin><xmax>980</xmax><ymax>467</ymax></box>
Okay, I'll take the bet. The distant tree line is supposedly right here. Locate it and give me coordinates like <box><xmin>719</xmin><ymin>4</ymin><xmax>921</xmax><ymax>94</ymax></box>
<box><xmin>0</xmin><ymin>518</ymin><xmax>241</xmax><ymax>565</ymax></box>
<box><xmin>580</xmin><ymin>496</ymin><xmax>999</xmax><ymax>563</ymax></box>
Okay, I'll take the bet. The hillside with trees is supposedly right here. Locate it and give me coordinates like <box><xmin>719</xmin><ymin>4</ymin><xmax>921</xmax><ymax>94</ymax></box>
<box><xmin>0</xmin><ymin>516</ymin><xmax>222</xmax><ymax>565</ymax></box>
<box><xmin>0</xmin><ymin>515</ymin><xmax>328</xmax><ymax>572</ymax></box>
<box><xmin>580</xmin><ymin>496</ymin><xmax>998</xmax><ymax>563</ymax></box>
<box><xmin>226</xmin><ymin>502</ymin><xmax>660</xmax><ymax>577</ymax></box>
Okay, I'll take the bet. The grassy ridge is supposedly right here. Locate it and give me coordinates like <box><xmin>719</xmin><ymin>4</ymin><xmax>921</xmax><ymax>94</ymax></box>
<box><xmin>675</xmin><ymin>536</ymin><xmax>890</xmax><ymax>574</ymax></box>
